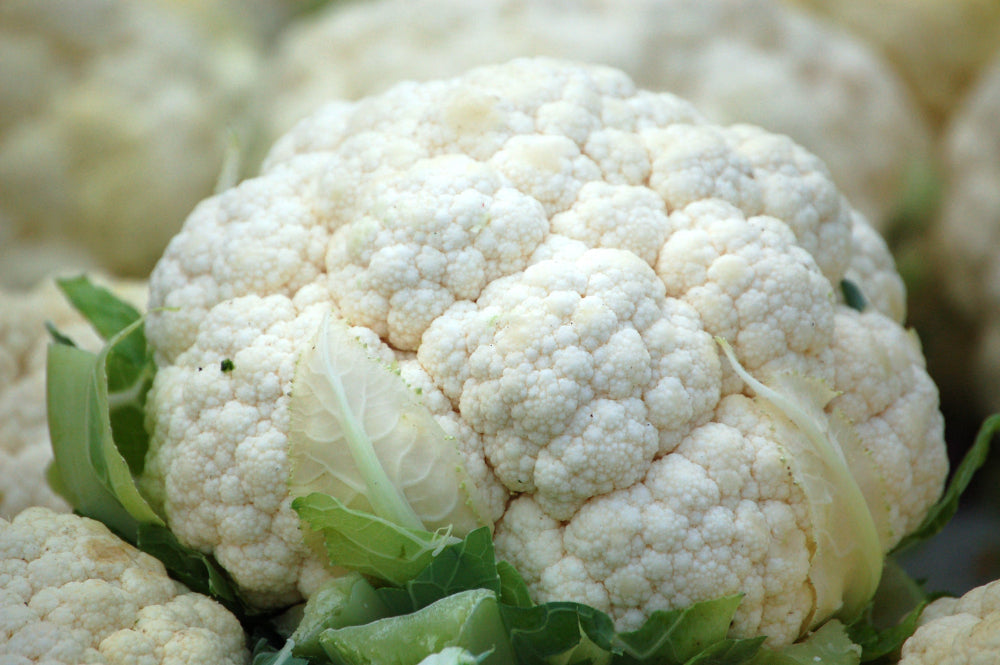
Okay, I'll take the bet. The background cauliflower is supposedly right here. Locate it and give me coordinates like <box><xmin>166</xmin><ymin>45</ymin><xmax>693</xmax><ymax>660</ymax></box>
<box><xmin>260</xmin><ymin>0</ymin><xmax>931</xmax><ymax>232</ymax></box>
<box><xmin>0</xmin><ymin>507</ymin><xmax>248</xmax><ymax>665</ymax></box>
<box><xmin>141</xmin><ymin>58</ymin><xmax>947</xmax><ymax>645</ymax></box>
<box><xmin>932</xmin><ymin>51</ymin><xmax>1000</xmax><ymax>417</ymax></box>
<box><xmin>0</xmin><ymin>0</ymin><xmax>259</xmax><ymax>287</ymax></box>
<box><xmin>898</xmin><ymin>577</ymin><xmax>1000</xmax><ymax>665</ymax></box>
<box><xmin>0</xmin><ymin>276</ymin><xmax>147</xmax><ymax>519</ymax></box>
<box><xmin>786</xmin><ymin>0</ymin><xmax>1000</xmax><ymax>126</ymax></box>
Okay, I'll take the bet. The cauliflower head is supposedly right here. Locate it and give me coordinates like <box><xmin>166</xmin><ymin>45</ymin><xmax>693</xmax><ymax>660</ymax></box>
<box><xmin>934</xmin><ymin>51</ymin><xmax>1000</xmax><ymax>415</ymax></box>
<box><xmin>0</xmin><ymin>0</ymin><xmax>257</xmax><ymax>286</ymax></box>
<box><xmin>0</xmin><ymin>277</ymin><xmax>147</xmax><ymax>519</ymax></box>
<box><xmin>142</xmin><ymin>58</ymin><xmax>946</xmax><ymax>644</ymax></box>
<box><xmin>898</xmin><ymin>578</ymin><xmax>1000</xmax><ymax>665</ymax></box>
<box><xmin>0</xmin><ymin>507</ymin><xmax>248</xmax><ymax>665</ymax></box>
<box><xmin>262</xmin><ymin>0</ymin><xmax>930</xmax><ymax>229</ymax></box>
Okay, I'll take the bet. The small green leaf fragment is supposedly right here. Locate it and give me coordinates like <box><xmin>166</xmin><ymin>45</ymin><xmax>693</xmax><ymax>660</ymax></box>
<box><xmin>612</xmin><ymin>594</ymin><xmax>751</xmax><ymax>664</ymax></box>
<box><xmin>840</xmin><ymin>279</ymin><xmax>868</xmax><ymax>313</ymax></box>
<box><xmin>393</xmin><ymin>527</ymin><xmax>501</xmax><ymax>612</ymax></box>
<box><xmin>293</xmin><ymin>493</ymin><xmax>459</xmax><ymax>586</ymax></box>
<box><xmin>84</xmin><ymin>318</ymin><xmax>161</xmax><ymax>524</ymax></box>
<box><xmin>251</xmin><ymin>638</ymin><xmax>310</xmax><ymax>665</ymax></box>
<box><xmin>108</xmin><ymin>403</ymin><xmax>150</xmax><ymax>475</ymax></box>
<box><xmin>221</xmin><ymin>358</ymin><xmax>235</xmax><ymax>372</ymax></box>
<box><xmin>892</xmin><ymin>413</ymin><xmax>1000</xmax><ymax>555</ymax></box>
<box><xmin>687</xmin><ymin>637</ymin><xmax>767</xmax><ymax>665</ymax></box>
<box><xmin>46</xmin><ymin>337</ymin><xmax>159</xmax><ymax>542</ymax></box>
<box><xmin>56</xmin><ymin>274</ymin><xmax>144</xmax><ymax>363</ymax></box>
<box><xmin>847</xmin><ymin>603</ymin><xmax>926</xmax><ymax>664</ymax></box>
<box><xmin>499</xmin><ymin>602</ymin><xmax>617</xmax><ymax>664</ymax></box>
<box><xmin>750</xmin><ymin>621</ymin><xmax>860</xmax><ymax>665</ymax></box>
<box><xmin>845</xmin><ymin>559</ymin><xmax>932</xmax><ymax>663</ymax></box>
<box><xmin>135</xmin><ymin>523</ymin><xmax>249</xmax><ymax>615</ymax></box>
<box><xmin>46</xmin><ymin>346</ymin><xmax>138</xmax><ymax>539</ymax></box>
<box><xmin>496</xmin><ymin>560</ymin><xmax>534</xmax><ymax>609</ymax></box>
<box><xmin>45</xmin><ymin>321</ymin><xmax>77</xmax><ymax>347</ymax></box>
<box><xmin>320</xmin><ymin>588</ymin><xmax>514</xmax><ymax>665</ymax></box>
<box><xmin>291</xmin><ymin>573</ymin><xmax>391</xmax><ymax>659</ymax></box>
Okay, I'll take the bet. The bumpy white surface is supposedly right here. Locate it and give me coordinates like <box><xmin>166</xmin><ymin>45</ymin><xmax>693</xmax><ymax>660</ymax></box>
<box><xmin>935</xmin><ymin>51</ymin><xmax>1000</xmax><ymax>413</ymax></box>
<box><xmin>262</xmin><ymin>0</ymin><xmax>930</xmax><ymax>229</ymax></box>
<box><xmin>899</xmin><ymin>578</ymin><xmax>1000</xmax><ymax>665</ymax></box>
<box><xmin>0</xmin><ymin>0</ymin><xmax>257</xmax><ymax>285</ymax></box>
<box><xmin>144</xmin><ymin>58</ymin><xmax>946</xmax><ymax>643</ymax></box>
<box><xmin>0</xmin><ymin>277</ymin><xmax>147</xmax><ymax>519</ymax></box>
<box><xmin>0</xmin><ymin>507</ymin><xmax>248</xmax><ymax>665</ymax></box>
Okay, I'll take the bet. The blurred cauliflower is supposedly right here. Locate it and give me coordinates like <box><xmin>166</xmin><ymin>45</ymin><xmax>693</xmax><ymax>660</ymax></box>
<box><xmin>933</xmin><ymin>51</ymin><xmax>1000</xmax><ymax>415</ymax></box>
<box><xmin>787</xmin><ymin>0</ymin><xmax>1000</xmax><ymax>125</ymax></box>
<box><xmin>0</xmin><ymin>506</ymin><xmax>248</xmax><ymax>665</ymax></box>
<box><xmin>0</xmin><ymin>276</ymin><xmax>147</xmax><ymax>519</ymax></box>
<box><xmin>158</xmin><ymin>0</ymin><xmax>327</xmax><ymax>44</ymax></box>
<box><xmin>898</xmin><ymin>578</ymin><xmax>1000</xmax><ymax>665</ymax></box>
<box><xmin>0</xmin><ymin>0</ymin><xmax>259</xmax><ymax>287</ymax></box>
<box><xmin>260</xmin><ymin>0</ymin><xmax>931</xmax><ymax>230</ymax></box>
<box><xmin>141</xmin><ymin>58</ymin><xmax>946</xmax><ymax>645</ymax></box>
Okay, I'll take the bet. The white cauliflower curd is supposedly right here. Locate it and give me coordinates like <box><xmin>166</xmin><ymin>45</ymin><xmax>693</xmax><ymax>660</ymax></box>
<box><xmin>261</xmin><ymin>0</ymin><xmax>931</xmax><ymax>230</ymax></box>
<box><xmin>898</xmin><ymin>578</ymin><xmax>1000</xmax><ymax>665</ymax></box>
<box><xmin>0</xmin><ymin>507</ymin><xmax>248</xmax><ymax>665</ymax></box>
<box><xmin>142</xmin><ymin>58</ymin><xmax>947</xmax><ymax>645</ymax></box>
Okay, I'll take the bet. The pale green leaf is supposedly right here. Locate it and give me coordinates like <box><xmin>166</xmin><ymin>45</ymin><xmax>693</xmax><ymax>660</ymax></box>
<box><xmin>288</xmin><ymin>312</ymin><xmax>490</xmax><ymax>534</ymax></box>
<box><xmin>293</xmin><ymin>492</ymin><xmax>459</xmax><ymax>586</ymax></box>
<box><xmin>717</xmin><ymin>339</ymin><xmax>882</xmax><ymax>628</ymax></box>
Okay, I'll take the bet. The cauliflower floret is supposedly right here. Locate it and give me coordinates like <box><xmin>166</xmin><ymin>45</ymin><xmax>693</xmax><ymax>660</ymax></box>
<box><xmin>143</xmin><ymin>58</ymin><xmax>946</xmax><ymax>644</ymax></box>
<box><xmin>0</xmin><ymin>277</ymin><xmax>147</xmax><ymax>519</ymax></box>
<box><xmin>261</xmin><ymin>0</ymin><xmax>930</xmax><ymax>229</ymax></box>
<box><xmin>898</xmin><ymin>578</ymin><xmax>1000</xmax><ymax>665</ymax></box>
<box><xmin>827</xmin><ymin>309</ymin><xmax>945</xmax><ymax>540</ymax></box>
<box><xmin>494</xmin><ymin>403</ymin><xmax>816</xmax><ymax>641</ymax></box>
<box><xmin>934</xmin><ymin>51</ymin><xmax>1000</xmax><ymax>415</ymax></box>
<box><xmin>0</xmin><ymin>507</ymin><xmax>248</xmax><ymax>665</ymax></box>
<box><xmin>494</xmin><ymin>308</ymin><xmax>946</xmax><ymax>643</ymax></box>
<box><xmin>420</xmin><ymin>247</ymin><xmax>721</xmax><ymax>519</ymax></box>
<box><xmin>842</xmin><ymin>211</ymin><xmax>907</xmax><ymax>324</ymax></box>
<box><xmin>0</xmin><ymin>0</ymin><xmax>258</xmax><ymax>286</ymax></box>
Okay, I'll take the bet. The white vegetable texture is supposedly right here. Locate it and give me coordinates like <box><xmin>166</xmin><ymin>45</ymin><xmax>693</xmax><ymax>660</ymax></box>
<box><xmin>0</xmin><ymin>0</ymin><xmax>256</xmax><ymax>286</ymax></box>
<box><xmin>262</xmin><ymin>0</ymin><xmax>931</xmax><ymax>229</ymax></box>
<box><xmin>142</xmin><ymin>58</ymin><xmax>947</xmax><ymax>644</ymax></box>
<box><xmin>0</xmin><ymin>277</ymin><xmax>147</xmax><ymax>519</ymax></box>
<box><xmin>0</xmin><ymin>507</ymin><xmax>248</xmax><ymax>665</ymax></box>
<box><xmin>934</xmin><ymin>50</ymin><xmax>1000</xmax><ymax>415</ymax></box>
<box><xmin>898</xmin><ymin>578</ymin><xmax>1000</xmax><ymax>665</ymax></box>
